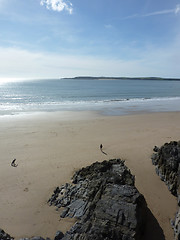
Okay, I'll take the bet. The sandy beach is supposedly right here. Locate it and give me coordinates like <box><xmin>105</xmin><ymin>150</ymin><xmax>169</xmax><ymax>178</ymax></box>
<box><xmin>0</xmin><ymin>111</ymin><xmax>179</xmax><ymax>240</ymax></box>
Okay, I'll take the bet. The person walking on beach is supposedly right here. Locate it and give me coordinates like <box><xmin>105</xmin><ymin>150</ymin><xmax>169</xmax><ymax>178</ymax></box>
<box><xmin>100</xmin><ymin>144</ymin><xmax>103</xmax><ymax>151</ymax></box>
<box><xmin>11</xmin><ymin>158</ymin><xmax>18</xmax><ymax>167</ymax></box>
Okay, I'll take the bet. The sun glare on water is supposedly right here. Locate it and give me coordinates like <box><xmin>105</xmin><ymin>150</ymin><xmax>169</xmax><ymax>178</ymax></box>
<box><xmin>0</xmin><ymin>78</ymin><xmax>38</xmax><ymax>85</ymax></box>
<box><xmin>0</xmin><ymin>78</ymin><xmax>24</xmax><ymax>84</ymax></box>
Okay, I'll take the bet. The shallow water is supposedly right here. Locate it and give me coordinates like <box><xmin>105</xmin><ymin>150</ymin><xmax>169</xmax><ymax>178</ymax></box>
<box><xmin>0</xmin><ymin>78</ymin><xmax>180</xmax><ymax>115</ymax></box>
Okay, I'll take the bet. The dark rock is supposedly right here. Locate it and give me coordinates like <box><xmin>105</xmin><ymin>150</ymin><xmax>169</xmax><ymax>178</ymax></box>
<box><xmin>153</xmin><ymin>146</ymin><xmax>159</xmax><ymax>152</ymax></box>
<box><xmin>0</xmin><ymin>229</ymin><xmax>14</xmax><ymax>240</ymax></box>
<box><xmin>20</xmin><ymin>238</ymin><xmax>27</xmax><ymax>240</ymax></box>
<box><xmin>151</xmin><ymin>141</ymin><xmax>180</xmax><ymax>240</ymax></box>
<box><xmin>49</xmin><ymin>159</ymin><xmax>147</xmax><ymax>240</ymax></box>
<box><xmin>19</xmin><ymin>238</ymin><xmax>46</xmax><ymax>240</ymax></box>
<box><xmin>151</xmin><ymin>141</ymin><xmax>180</xmax><ymax>196</ymax></box>
<box><xmin>54</xmin><ymin>231</ymin><xmax>64</xmax><ymax>240</ymax></box>
<box><xmin>174</xmin><ymin>208</ymin><xmax>180</xmax><ymax>240</ymax></box>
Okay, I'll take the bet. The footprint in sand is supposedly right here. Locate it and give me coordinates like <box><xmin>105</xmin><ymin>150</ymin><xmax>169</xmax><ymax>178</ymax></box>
<box><xmin>23</xmin><ymin>187</ymin><xmax>29</xmax><ymax>192</ymax></box>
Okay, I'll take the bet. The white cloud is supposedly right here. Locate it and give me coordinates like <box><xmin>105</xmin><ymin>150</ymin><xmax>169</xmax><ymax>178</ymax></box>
<box><xmin>40</xmin><ymin>0</ymin><xmax>73</xmax><ymax>14</ymax></box>
<box><xmin>124</xmin><ymin>4</ymin><xmax>180</xmax><ymax>20</ymax></box>
<box><xmin>0</xmin><ymin>43</ymin><xmax>180</xmax><ymax>80</ymax></box>
<box><xmin>143</xmin><ymin>4</ymin><xmax>180</xmax><ymax>17</ymax></box>
<box><xmin>175</xmin><ymin>4</ymin><xmax>180</xmax><ymax>14</ymax></box>
<box><xmin>142</xmin><ymin>9</ymin><xmax>174</xmax><ymax>17</ymax></box>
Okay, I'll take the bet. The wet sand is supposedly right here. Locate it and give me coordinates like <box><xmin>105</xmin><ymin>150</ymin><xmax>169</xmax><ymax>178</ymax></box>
<box><xmin>0</xmin><ymin>111</ymin><xmax>179</xmax><ymax>239</ymax></box>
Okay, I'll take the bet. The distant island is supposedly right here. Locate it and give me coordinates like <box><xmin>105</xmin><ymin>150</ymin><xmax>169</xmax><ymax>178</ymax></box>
<box><xmin>61</xmin><ymin>76</ymin><xmax>180</xmax><ymax>81</ymax></box>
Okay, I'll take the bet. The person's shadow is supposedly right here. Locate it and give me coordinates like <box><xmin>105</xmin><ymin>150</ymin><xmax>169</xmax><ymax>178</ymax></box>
<box><xmin>101</xmin><ymin>149</ymin><xmax>107</xmax><ymax>155</ymax></box>
<box><xmin>100</xmin><ymin>144</ymin><xmax>107</xmax><ymax>155</ymax></box>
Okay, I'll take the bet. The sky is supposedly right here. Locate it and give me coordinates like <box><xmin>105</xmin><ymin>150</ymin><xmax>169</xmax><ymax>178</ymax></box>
<box><xmin>0</xmin><ymin>0</ymin><xmax>180</xmax><ymax>80</ymax></box>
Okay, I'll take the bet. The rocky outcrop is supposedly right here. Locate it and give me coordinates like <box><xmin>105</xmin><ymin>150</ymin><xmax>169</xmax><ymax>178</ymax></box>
<box><xmin>0</xmin><ymin>229</ymin><xmax>14</xmax><ymax>240</ymax></box>
<box><xmin>19</xmin><ymin>237</ymin><xmax>52</xmax><ymax>240</ymax></box>
<box><xmin>152</xmin><ymin>141</ymin><xmax>180</xmax><ymax>196</ymax></box>
<box><xmin>152</xmin><ymin>141</ymin><xmax>180</xmax><ymax>240</ymax></box>
<box><xmin>19</xmin><ymin>234</ymin><xmax>64</xmax><ymax>240</ymax></box>
<box><xmin>48</xmin><ymin>159</ymin><xmax>147</xmax><ymax>240</ymax></box>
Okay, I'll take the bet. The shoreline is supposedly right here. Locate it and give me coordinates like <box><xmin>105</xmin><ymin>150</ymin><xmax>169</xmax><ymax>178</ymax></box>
<box><xmin>0</xmin><ymin>94</ymin><xmax>180</xmax><ymax>117</ymax></box>
<box><xmin>0</xmin><ymin>111</ymin><xmax>179</xmax><ymax>239</ymax></box>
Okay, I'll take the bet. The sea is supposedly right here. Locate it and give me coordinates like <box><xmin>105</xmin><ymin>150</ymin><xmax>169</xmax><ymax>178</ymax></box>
<box><xmin>0</xmin><ymin>78</ymin><xmax>180</xmax><ymax>116</ymax></box>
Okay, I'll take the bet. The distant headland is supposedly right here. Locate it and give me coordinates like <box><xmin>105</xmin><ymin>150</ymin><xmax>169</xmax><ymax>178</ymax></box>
<box><xmin>61</xmin><ymin>76</ymin><xmax>180</xmax><ymax>81</ymax></box>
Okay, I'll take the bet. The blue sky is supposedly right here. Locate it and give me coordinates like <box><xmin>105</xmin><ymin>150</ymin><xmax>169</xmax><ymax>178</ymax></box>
<box><xmin>0</xmin><ymin>0</ymin><xmax>180</xmax><ymax>80</ymax></box>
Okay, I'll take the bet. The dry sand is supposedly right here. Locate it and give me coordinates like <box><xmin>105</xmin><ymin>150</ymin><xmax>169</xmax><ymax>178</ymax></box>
<box><xmin>0</xmin><ymin>111</ymin><xmax>180</xmax><ymax>240</ymax></box>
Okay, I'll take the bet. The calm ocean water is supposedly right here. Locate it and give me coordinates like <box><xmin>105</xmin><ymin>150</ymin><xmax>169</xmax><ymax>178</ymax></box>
<box><xmin>0</xmin><ymin>78</ymin><xmax>180</xmax><ymax>116</ymax></box>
